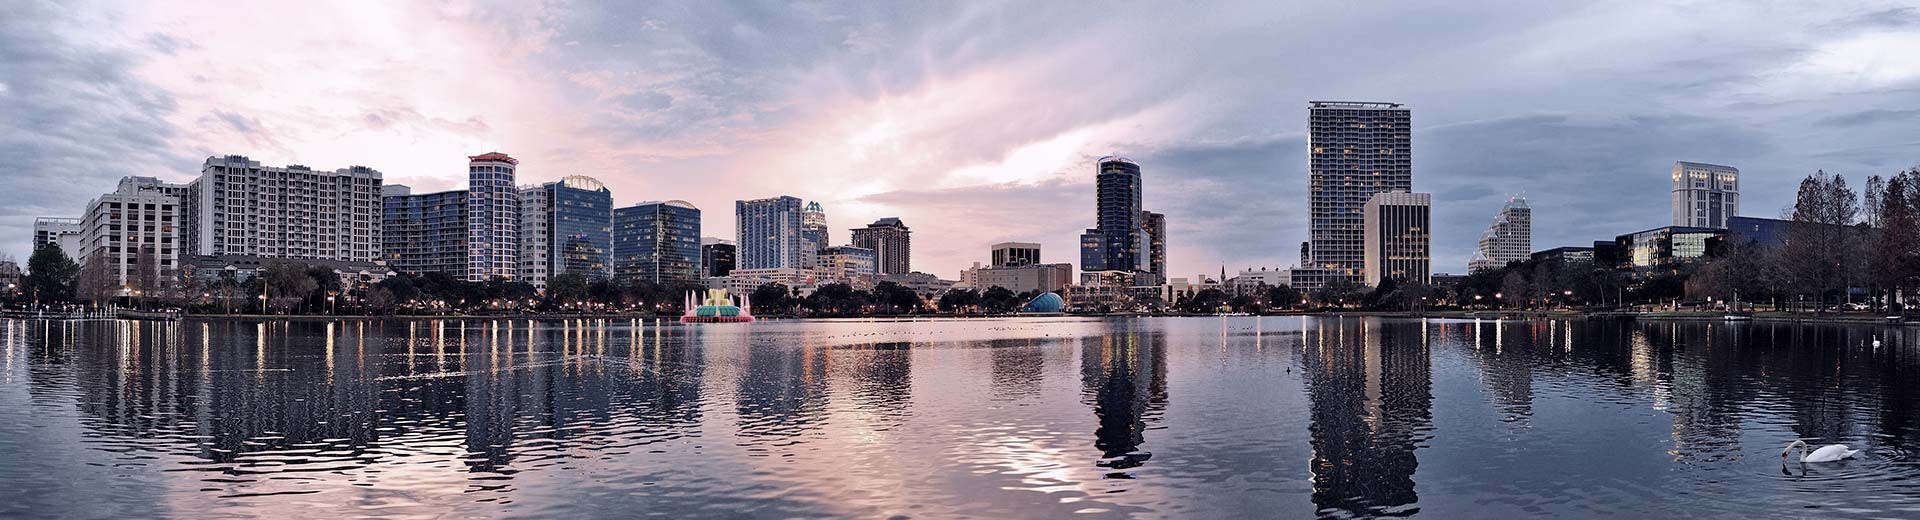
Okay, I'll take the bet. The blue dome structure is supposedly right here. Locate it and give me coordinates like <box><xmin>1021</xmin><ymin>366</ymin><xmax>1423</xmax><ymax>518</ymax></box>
<box><xmin>1021</xmin><ymin>292</ymin><xmax>1065</xmax><ymax>313</ymax></box>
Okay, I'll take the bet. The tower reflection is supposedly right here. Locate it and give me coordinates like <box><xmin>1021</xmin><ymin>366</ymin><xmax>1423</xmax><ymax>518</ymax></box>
<box><xmin>1080</xmin><ymin>320</ymin><xmax>1167</xmax><ymax>476</ymax></box>
<box><xmin>1300</xmin><ymin>318</ymin><xmax>1431</xmax><ymax>517</ymax></box>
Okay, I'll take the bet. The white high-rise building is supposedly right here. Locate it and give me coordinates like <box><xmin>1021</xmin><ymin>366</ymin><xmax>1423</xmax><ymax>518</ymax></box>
<box><xmin>467</xmin><ymin>152</ymin><xmax>521</xmax><ymax>281</ymax></box>
<box><xmin>1468</xmin><ymin>196</ymin><xmax>1532</xmax><ymax>273</ymax></box>
<box><xmin>185</xmin><ymin>155</ymin><xmax>384</xmax><ymax>262</ymax></box>
<box><xmin>76</xmin><ymin>177</ymin><xmax>185</xmax><ymax>298</ymax></box>
<box><xmin>32</xmin><ymin>217</ymin><xmax>83</xmax><ymax>254</ymax></box>
<box><xmin>1671</xmin><ymin>161</ymin><xmax>1739</xmax><ymax>229</ymax></box>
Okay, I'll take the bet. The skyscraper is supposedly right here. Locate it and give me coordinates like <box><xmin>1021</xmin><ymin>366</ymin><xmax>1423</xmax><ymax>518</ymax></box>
<box><xmin>614</xmin><ymin>200</ymin><xmax>703</xmax><ymax>286</ymax></box>
<box><xmin>1671</xmin><ymin>161</ymin><xmax>1739</xmax><ymax>229</ymax></box>
<box><xmin>1295</xmin><ymin>101</ymin><xmax>1411</xmax><ymax>289</ymax></box>
<box><xmin>851</xmin><ymin>217</ymin><xmax>911</xmax><ymax>275</ymax></box>
<box><xmin>519</xmin><ymin>175</ymin><xmax>613</xmax><ymax>289</ymax></box>
<box><xmin>381</xmin><ymin>185</ymin><xmax>469</xmax><ymax>278</ymax></box>
<box><xmin>466</xmin><ymin>152</ymin><xmax>520</xmax><ymax>281</ymax></box>
<box><xmin>1468</xmin><ymin>196</ymin><xmax>1531</xmax><ymax>273</ymax></box>
<box><xmin>1141</xmin><ymin>210</ymin><xmax>1166</xmax><ymax>286</ymax></box>
<box><xmin>1080</xmin><ymin>156</ymin><xmax>1144</xmax><ymax>276</ymax></box>
<box><xmin>735</xmin><ymin>196</ymin><xmax>805</xmax><ymax>270</ymax></box>
<box><xmin>991</xmin><ymin>242</ymin><xmax>1041</xmax><ymax>267</ymax></box>
<box><xmin>801</xmin><ymin>201</ymin><xmax>828</xmax><ymax>252</ymax></box>
<box><xmin>701</xmin><ymin>237</ymin><xmax>735</xmax><ymax>278</ymax></box>
<box><xmin>184</xmin><ymin>155</ymin><xmax>383</xmax><ymax>262</ymax></box>
<box><xmin>1362</xmin><ymin>191</ymin><xmax>1431</xmax><ymax>287</ymax></box>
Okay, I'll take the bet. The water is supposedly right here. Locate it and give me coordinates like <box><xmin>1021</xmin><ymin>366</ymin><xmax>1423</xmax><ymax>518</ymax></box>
<box><xmin>1</xmin><ymin>317</ymin><xmax>1917</xmax><ymax>519</ymax></box>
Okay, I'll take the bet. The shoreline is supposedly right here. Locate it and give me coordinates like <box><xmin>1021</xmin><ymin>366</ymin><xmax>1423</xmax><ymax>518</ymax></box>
<box><xmin>12</xmin><ymin>309</ymin><xmax>1913</xmax><ymax>327</ymax></box>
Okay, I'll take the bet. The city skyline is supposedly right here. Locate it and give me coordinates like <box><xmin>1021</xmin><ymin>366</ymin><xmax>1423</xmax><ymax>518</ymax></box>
<box><xmin>5</xmin><ymin>2</ymin><xmax>1920</xmax><ymax>277</ymax></box>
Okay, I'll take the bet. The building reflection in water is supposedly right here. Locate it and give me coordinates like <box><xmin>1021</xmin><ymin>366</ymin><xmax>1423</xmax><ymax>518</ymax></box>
<box><xmin>1080</xmin><ymin>320</ymin><xmax>1167</xmax><ymax>477</ymax></box>
<box><xmin>17</xmin><ymin>318</ymin><xmax>710</xmax><ymax>482</ymax></box>
<box><xmin>735</xmin><ymin>330</ymin><xmax>831</xmax><ymax>442</ymax></box>
<box><xmin>1299</xmin><ymin>318</ymin><xmax>1431</xmax><ymax>518</ymax></box>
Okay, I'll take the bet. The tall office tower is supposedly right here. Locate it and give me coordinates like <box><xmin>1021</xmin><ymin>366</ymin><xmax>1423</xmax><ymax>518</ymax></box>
<box><xmin>701</xmin><ymin>237</ymin><xmax>736</xmax><ymax>277</ymax></box>
<box><xmin>517</xmin><ymin>185</ymin><xmax>549</xmax><ymax>287</ymax></box>
<box><xmin>32</xmin><ymin>217</ymin><xmax>82</xmax><ymax>253</ymax></box>
<box><xmin>466</xmin><ymin>152</ymin><xmax>520</xmax><ymax>281</ymax></box>
<box><xmin>1671</xmin><ymin>161</ymin><xmax>1739</xmax><ymax>229</ymax></box>
<box><xmin>74</xmin><ymin>177</ymin><xmax>183</xmax><ymax>298</ymax></box>
<box><xmin>1141</xmin><ymin>210</ymin><xmax>1166</xmax><ymax>286</ymax></box>
<box><xmin>1362</xmin><ymin>191</ymin><xmax>1431</xmax><ymax>287</ymax></box>
<box><xmin>519</xmin><ymin>175</ymin><xmax>613</xmax><ymax>289</ymax></box>
<box><xmin>801</xmin><ymin>201</ymin><xmax>829</xmax><ymax>251</ymax></box>
<box><xmin>991</xmin><ymin>242</ymin><xmax>1041</xmax><ymax>267</ymax></box>
<box><xmin>183</xmin><ymin>155</ymin><xmax>384</xmax><ymax>262</ymax></box>
<box><xmin>735</xmin><ymin>196</ymin><xmax>805</xmax><ymax>270</ymax></box>
<box><xmin>614</xmin><ymin>200</ymin><xmax>703</xmax><ymax>286</ymax></box>
<box><xmin>851</xmin><ymin>217</ymin><xmax>912</xmax><ymax>275</ymax></box>
<box><xmin>1297</xmin><ymin>101</ymin><xmax>1411</xmax><ymax>289</ymax></box>
<box><xmin>1079</xmin><ymin>156</ymin><xmax>1145</xmax><ymax>277</ymax></box>
<box><xmin>381</xmin><ymin>185</ymin><xmax>469</xmax><ymax>278</ymax></box>
<box><xmin>1468</xmin><ymin>195</ymin><xmax>1532</xmax><ymax>273</ymax></box>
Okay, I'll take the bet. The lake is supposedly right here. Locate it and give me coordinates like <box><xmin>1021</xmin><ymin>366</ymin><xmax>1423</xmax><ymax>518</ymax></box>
<box><xmin>1</xmin><ymin>317</ymin><xmax>1916</xmax><ymax>519</ymax></box>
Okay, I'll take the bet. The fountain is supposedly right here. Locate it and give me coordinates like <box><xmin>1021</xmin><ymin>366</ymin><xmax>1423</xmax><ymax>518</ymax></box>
<box><xmin>681</xmin><ymin>288</ymin><xmax>755</xmax><ymax>323</ymax></box>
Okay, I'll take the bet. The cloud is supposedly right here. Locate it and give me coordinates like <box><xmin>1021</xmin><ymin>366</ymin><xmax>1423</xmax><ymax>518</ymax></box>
<box><xmin>0</xmin><ymin>1</ymin><xmax>185</xmax><ymax>261</ymax></box>
<box><xmin>9</xmin><ymin>0</ymin><xmax>1920</xmax><ymax>281</ymax></box>
<box><xmin>1816</xmin><ymin>108</ymin><xmax>1920</xmax><ymax>127</ymax></box>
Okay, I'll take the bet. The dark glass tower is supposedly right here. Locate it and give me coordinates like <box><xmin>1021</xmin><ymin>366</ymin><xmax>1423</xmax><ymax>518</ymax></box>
<box><xmin>614</xmin><ymin>201</ymin><xmax>703</xmax><ymax>287</ymax></box>
<box><xmin>1080</xmin><ymin>156</ymin><xmax>1144</xmax><ymax>278</ymax></box>
<box><xmin>532</xmin><ymin>176</ymin><xmax>613</xmax><ymax>281</ymax></box>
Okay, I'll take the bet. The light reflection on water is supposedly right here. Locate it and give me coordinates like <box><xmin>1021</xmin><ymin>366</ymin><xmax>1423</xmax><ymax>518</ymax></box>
<box><xmin>1</xmin><ymin>317</ymin><xmax>1918</xmax><ymax>519</ymax></box>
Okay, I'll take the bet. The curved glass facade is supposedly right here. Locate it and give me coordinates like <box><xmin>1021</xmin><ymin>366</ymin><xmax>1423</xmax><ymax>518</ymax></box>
<box><xmin>1022</xmin><ymin>292</ymin><xmax>1065</xmax><ymax>313</ymax></box>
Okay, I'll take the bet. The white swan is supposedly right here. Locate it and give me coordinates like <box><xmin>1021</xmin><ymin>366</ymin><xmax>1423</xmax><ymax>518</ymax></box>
<box><xmin>1783</xmin><ymin>440</ymin><xmax>1859</xmax><ymax>463</ymax></box>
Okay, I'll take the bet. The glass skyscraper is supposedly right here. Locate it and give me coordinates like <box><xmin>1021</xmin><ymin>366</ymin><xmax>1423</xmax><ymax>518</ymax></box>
<box><xmin>520</xmin><ymin>175</ymin><xmax>612</xmax><ymax>288</ymax></box>
<box><xmin>1079</xmin><ymin>156</ymin><xmax>1147</xmax><ymax>281</ymax></box>
<box><xmin>614</xmin><ymin>200</ymin><xmax>702</xmax><ymax>286</ymax></box>
<box><xmin>382</xmin><ymin>186</ymin><xmax>469</xmax><ymax>278</ymax></box>
<box><xmin>466</xmin><ymin>152</ymin><xmax>520</xmax><ymax>281</ymax></box>
<box><xmin>734</xmin><ymin>196</ymin><xmax>805</xmax><ymax>270</ymax></box>
<box><xmin>1296</xmin><ymin>101</ymin><xmax>1411</xmax><ymax>289</ymax></box>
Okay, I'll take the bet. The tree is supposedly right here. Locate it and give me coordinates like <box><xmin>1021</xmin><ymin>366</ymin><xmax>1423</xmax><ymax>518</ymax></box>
<box><xmin>25</xmin><ymin>245</ymin><xmax>80</xmax><ymax>304</ymax></box>
<box><xmin>75</xmin><ymin>254</ymin><xmax>119</xmax><ymax>303</ymax></box>
<box><xmin>1312</xmin><ymin>279</ymin><xmax>1365</xmax><ymax>308</ymax></box>
<box><xmin>1783</xmin><ymin>170</ymin><xmax>1862</xmax><ymax>310</ymax></box>
<box><xmin>980</xmin><ymin>286</ymin><xmax>1021</xmax><ymax>313</ymax></box>
<box><xmin>1181</xmin><ymin>288</ymin><xmax>1230</xmax><ymax>313</ymax></box>
<box><xmin>546</xmin><ymin>273</ymin><xmax>590</xmax><ymax>308</ymax></box>
<box><xmin>1500</xmin><ymin>271</ymin><xmax>1530</xmax><ymax>309</ymax></box>
<box><xmin>363</xmin><ymin>287</ymin><xmax>398</xmax><ymax>314</ymax></box>
<box><xmin>751</xmin><ymin>283</ymin><xmax>793</xmax><ymax>315</ymax></box>
<box><xmin>1872</xmin><ymin>169</ymin><xmax>1920</xmax><ymax>313</ymax></box>
<box><xmin>261</xmin><ymin>261</ymin><xmax>319</xmax><ymax>313</ymax></box>
<box><xmin>1265</xmin><ymin>284</ymin><xmax>1303</xmax><ymax>310</ymax></box>
<box><xmin>938</xmin><ymin>288</ymin><xmax>981</xmax><ymax>313</ymax></box>
<box><xmin>871</xmin><ymin>281</ymin><xmax>922</xmax><ymax>313</ymax></box>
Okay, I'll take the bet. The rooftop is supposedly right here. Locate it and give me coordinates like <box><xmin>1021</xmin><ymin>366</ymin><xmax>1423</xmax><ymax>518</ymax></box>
<box><xmin>1309</xmin><ymin>100</ymin><xmax>1405</xmax><ymax>109</ymax></box>
<box><xmin>468</xmin><ymin>152</ymin><xmax>518</xmax><ymax>165</ymax></box>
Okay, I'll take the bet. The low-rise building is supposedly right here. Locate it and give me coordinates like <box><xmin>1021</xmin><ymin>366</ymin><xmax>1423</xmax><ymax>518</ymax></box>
<box><xmin>976</xmin><ymin>263</ymin><xmax>1073</xmax><ymax>294</ymax></box>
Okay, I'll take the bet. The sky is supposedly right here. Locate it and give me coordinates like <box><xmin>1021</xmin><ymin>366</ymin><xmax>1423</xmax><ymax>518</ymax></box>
<box><xmin>4</xmin><ymin>1</ymin><xmax>1919</xmax><ymax>279</ymax></box>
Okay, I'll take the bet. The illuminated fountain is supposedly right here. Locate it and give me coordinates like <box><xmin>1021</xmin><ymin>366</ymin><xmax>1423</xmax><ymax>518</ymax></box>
<box><xmin>681</xmin><ymin>288</ymin><xmax>755</xmax><ymax>323</ymax></box>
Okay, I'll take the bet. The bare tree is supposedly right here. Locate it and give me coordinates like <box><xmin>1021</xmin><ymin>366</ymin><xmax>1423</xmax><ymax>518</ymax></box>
<box><xmin>1874</xmin><ymin>169</ymin><xmax>1920</xmax><ymax>312</ymax></box>
<box><xmin>1783</xmin><ymin>170</ymin><xmax>1862</xmax><ymax>311</ymax></box>
<box><xmin>1500</xmin><ymin>271</ymin><xmax>1530</xmax><ymax>309</ymax></box>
